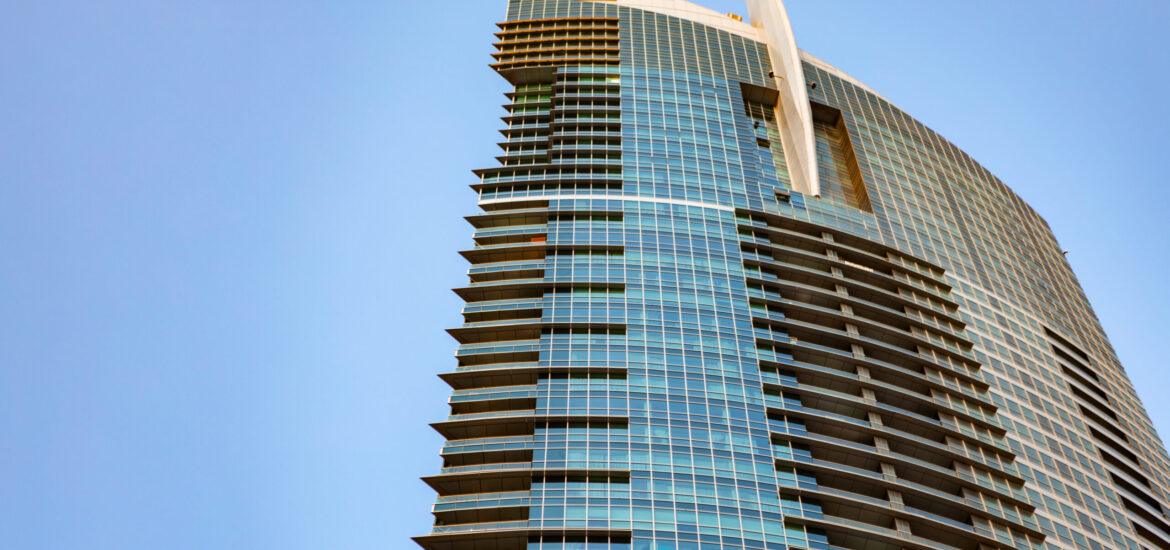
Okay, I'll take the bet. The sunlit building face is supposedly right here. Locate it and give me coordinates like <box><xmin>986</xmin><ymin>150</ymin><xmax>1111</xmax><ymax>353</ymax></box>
<box><xmin>414</xmin><ymin>2</ymin><xmax>1170</xmax><ymax>549</ymax></box>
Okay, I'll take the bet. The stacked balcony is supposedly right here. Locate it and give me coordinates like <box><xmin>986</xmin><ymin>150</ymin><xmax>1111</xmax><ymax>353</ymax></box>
<box><xmin>491</xmin><ymin>17</ymin><xmax>619</xmax><ymax>85</ymax></box>
<box><xmin>419</xmin><ymin>17</ymin><xmax>626</xmax><ymax>542</ymax></box>
<box><xmin>477</xmin><ymin>17</ymin><xmax>621</xmax><ymax>205</ymax></box>
<box><xmin>417</xmin><ymin>199</ymin><xmax>632</xmax><ymax>550</ymax></box>
<box><xmin>738</xmin><ymin>210</ymin><xmax>1046</xmax><ymax>550</ymax></box>
<box><xmin>1043</xmin><ymin>328</ymin><xmax>1170</xmax><ymax>550</ymax></box>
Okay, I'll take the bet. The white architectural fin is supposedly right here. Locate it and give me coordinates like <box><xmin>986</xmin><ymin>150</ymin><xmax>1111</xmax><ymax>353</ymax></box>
<box><xmin>747</xmin><ymin>0</ymin><xmax>819</xmax><ymax>197</ymax></box>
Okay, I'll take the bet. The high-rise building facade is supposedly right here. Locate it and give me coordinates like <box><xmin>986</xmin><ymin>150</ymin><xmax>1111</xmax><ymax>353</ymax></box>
<box><xmin>414</xmin><ymin>1</ymin><xmax>1170</xmax><ymax>549</ymax></box>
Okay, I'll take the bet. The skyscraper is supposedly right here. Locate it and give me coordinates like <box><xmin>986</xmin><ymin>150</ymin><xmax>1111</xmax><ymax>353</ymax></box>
<box><xmin>413</xmin><ymin>1</ymin><xmax>1170</xmax><ymax>549</ymax></box>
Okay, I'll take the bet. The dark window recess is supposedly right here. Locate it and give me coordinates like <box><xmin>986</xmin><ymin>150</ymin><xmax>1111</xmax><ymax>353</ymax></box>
<box><xmin>810</xmin><ymin>101</ymin><xmax>873</xmax><ymax>212</ymax></box>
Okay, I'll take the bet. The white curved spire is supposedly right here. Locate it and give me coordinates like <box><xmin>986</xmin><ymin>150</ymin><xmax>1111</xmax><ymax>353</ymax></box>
<box><xmin>747</xmin><ymin>0</ymin><xmax>819</xmax><ymax>196</ymax></box>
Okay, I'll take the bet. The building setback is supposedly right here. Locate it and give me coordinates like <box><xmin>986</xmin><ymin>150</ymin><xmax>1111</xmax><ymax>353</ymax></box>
<box><xmin>414</xmin><ymin>1</ymin><xmax>1170</xmax><ymax>549</ymax></box>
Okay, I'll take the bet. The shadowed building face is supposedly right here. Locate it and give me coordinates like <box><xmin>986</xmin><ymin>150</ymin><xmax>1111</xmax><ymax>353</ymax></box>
<box><xmin>415</xmin><ymin>2</ymin><xmax>1170</xmax><ymax>549</ymax></box>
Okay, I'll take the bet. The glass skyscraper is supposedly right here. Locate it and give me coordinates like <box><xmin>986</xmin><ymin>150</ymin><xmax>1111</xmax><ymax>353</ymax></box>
<box><xmin>414</xmin><ymin>1</ymin><xmax>1170</xmax><ymax>549</ymax></box>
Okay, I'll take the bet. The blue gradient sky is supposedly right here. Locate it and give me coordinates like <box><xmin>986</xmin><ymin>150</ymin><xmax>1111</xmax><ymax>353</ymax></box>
<box><xmin>2</xmin><ymin>1</ymin><xmax>1167</xmax><ymax>549</ymax></box>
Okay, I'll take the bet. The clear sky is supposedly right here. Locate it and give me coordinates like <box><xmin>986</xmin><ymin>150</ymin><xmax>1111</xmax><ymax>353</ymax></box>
<box><xmin>1</xmin><ymin>1</ymin><xmax>1168</xmax><ymax>549</ymax></box>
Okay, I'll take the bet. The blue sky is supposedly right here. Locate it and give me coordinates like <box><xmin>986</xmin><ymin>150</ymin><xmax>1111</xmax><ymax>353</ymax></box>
<box><xmin>1</xmin><ymin>1</ymin><xmax>1167</xmax><ymax>549</ymax></box>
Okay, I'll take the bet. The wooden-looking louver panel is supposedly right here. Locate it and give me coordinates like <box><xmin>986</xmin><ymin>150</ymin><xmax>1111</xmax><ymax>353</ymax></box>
<box><xmin>491</xmin><ymin>17</ymin><xmax>619</xmax><ymax>84</ymax></box>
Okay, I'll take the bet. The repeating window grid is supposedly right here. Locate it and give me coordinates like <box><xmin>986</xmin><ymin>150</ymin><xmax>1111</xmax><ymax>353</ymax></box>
<box><xmin>435</xmin><ymin>3</ymin><xmax>1170</xmax><ymax>550</ymax></box>
<box><xmin>802</xmin><ymin>62</ymin><xmax>1154</xmax><ymax>550</ymax></box>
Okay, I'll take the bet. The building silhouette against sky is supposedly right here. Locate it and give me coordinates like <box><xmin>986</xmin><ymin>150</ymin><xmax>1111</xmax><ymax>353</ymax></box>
<box><xmin>414</xmin><ymin>1</ymin><xmax>1170</xmax><ymax>548</ymax></box>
